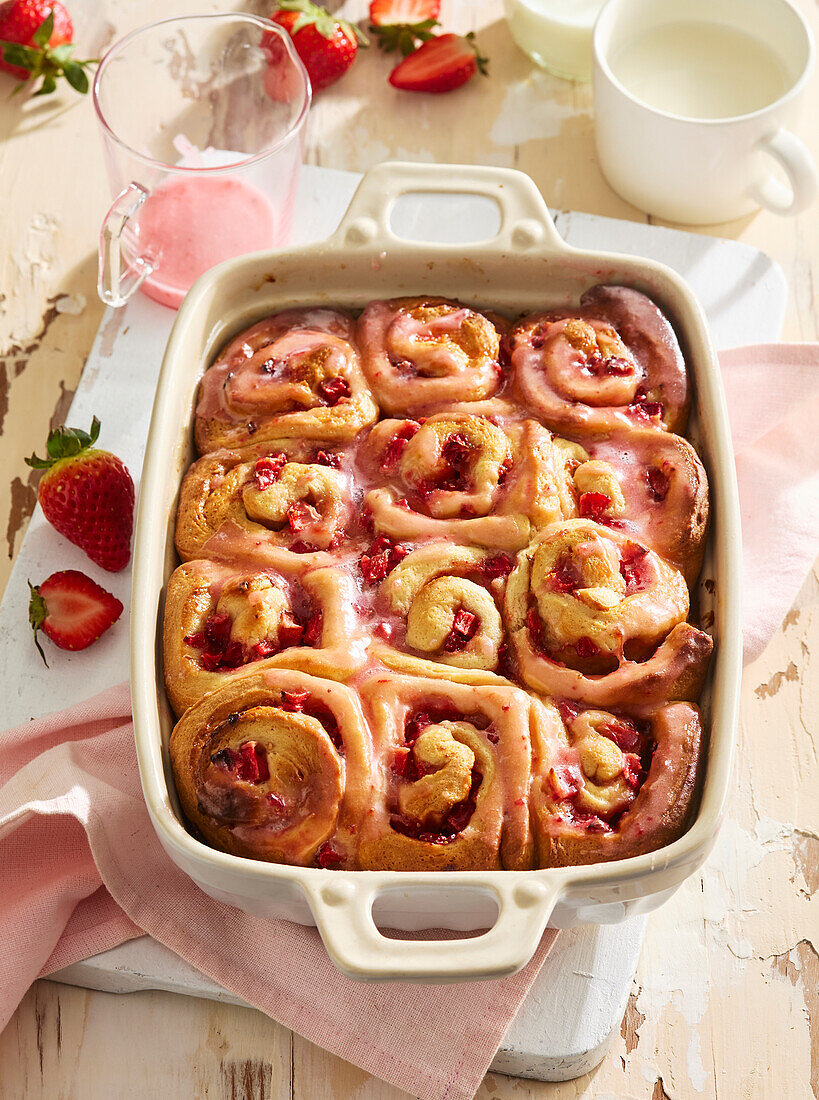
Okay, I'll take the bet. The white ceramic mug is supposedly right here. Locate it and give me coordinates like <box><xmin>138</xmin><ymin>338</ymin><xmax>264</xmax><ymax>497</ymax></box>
<box><xmin>593</xmin><ymin>0</ymin><xmax>818</xmax><ymax>223</ymax></box>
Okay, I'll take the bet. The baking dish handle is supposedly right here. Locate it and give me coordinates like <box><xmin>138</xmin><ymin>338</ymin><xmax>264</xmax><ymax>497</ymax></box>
<box><xmin>305</xmin><ymin>874</ymin><xmax>564</xmax><ymax>982</ymax></box>
<box><xmin>329</xmin><ymin>160</ymin><xmax>567</xmax><ymax>255</ymax></box>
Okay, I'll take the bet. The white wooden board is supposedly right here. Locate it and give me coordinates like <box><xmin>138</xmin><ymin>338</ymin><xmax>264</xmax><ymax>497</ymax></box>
<box><xmin>0</xmin><ymin>165</ymin><xmax>787</xmax><ymax>1083</ymax></box>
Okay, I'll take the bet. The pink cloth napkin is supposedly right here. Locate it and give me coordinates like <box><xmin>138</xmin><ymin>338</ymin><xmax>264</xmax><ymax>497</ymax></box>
<box><xmin>1</xmin><ymin>342</ymin><xmax>817</xmax><ymax>1099</ymax></box>
<box><xmin>720</xmin><ymin>344</ymin><xmax>819</xmax><ymax>661</ymax></box>
<box><xmin>0</xmin><ymin>683</ymin><xmax>558</xmax><ymax>1100</ymax></box>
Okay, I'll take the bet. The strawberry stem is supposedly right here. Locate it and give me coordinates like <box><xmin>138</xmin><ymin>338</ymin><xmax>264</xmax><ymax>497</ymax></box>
<box><xmin>27</xmin><ymin>581</ymin><xmax>49</xmax><ymax>667</ymax></box>
<box><xmin>26</xmin><ymin>416</ymin><xmax>101</xmax><ymax>470</ymax></box>
<box><xmin>0</xmin><ymin>12</ymin><xmax>98</xmax><ymax>97</ymax></box>
<box><xmin>274</xmin><ymin>0</ymin><xmax>369</xmax><ymax>46</ymax></box>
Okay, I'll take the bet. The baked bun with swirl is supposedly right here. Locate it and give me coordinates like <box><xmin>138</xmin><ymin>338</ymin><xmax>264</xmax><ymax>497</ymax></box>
<box><xmin>195</xmin><ymin>308</ymin><xmax>378</xmax><ymax>454</ymax></box>
<box><xmin>555</xmin><ymin>429</ymin><xmax>709</xmax><ymax>585</ymax></box>
<box><xmin>363</xmin><ymin>540</ymin><xmax>515</xmax><ymax>683</ymax></box>
<box><xmin>504</xmin><ymin>519</ymin><xmax>712</xmax><ymax>707</ymax></box>
<box><xmin>356</xmin><ymin>297</ymin><xmax>507</xmax><ymax>415</ymax></box>
<box><xmin>360</xmin><ymin>413</ymin><xmax>576</xmax><ymax>552</ymax></box>
<box><xmin>163</xmin><ymin>559</ymin><xmax>367</xmax><ymax>715</ymax></box>
<box><xmin>509</xmin><ymin>285</ymin><xmax>689</xmax><ymax>437</ymax></box>
<box><xmin>170</xmin><ymin>668</ymin><xmax>371</xmax><ymax>867</ymax></box>
<box><xmin>356</xmin><ymin>673</ymin><xmax>533</xmax><ymax>871</ymax></box>
<box><xmin>175</xmin><ymin>441</ymin><xmax>353</xmax><ymax>566</ymax></box>
<box><xmin>530</xmin><ymin>697</ymin><xmax>703</xmax><ymax>866</ymax></box>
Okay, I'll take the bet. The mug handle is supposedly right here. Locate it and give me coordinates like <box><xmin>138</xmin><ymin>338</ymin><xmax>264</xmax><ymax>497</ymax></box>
<box><xmin>97</xmin><ymin>182</ymin><xmax>156</xmax><ymax>307</ymax></box>
<box><xmin>751</xmin><ymin>128</ymin><xmax>818</xmax><ymax>217</ymax></box>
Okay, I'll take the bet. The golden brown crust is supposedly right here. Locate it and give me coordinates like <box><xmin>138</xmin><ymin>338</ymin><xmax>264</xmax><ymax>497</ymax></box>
<box><xmin>169</xmin><ymin>668</ymin><xmax>371</xmax><ymax>866</ymax></box>
<box><xmin>163</xmin><ymin>560</ymin><xmax>368</xmax><ymax>715</ymax></box>
<box><xmin>355</xmin><ymin>673</ymin><xmax>534</xmax><ymax>871</ymax></box>
<box><xmin>530</xmin><ymin>699</ymin><xmax>704</xmax><ymax>867</ymax></box>
<box><xmin>194</xmin><ymin>308</ymin><xmax>378</xmax><ymax>453</ymax></box>
<box><xmin>357</xmin><ymin>297</ymin><xmax>506</xmax><ymax>416</ymax></box>
<box><xmin>174</xmin><ymin>440</ymin><xmax>352</xmax><ymax>567</ymax></box>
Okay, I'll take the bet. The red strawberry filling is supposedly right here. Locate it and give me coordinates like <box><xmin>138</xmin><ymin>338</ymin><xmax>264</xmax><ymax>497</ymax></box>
<box><xmin>390</xmin><ymin>765</ymin><xmax>481</xmax><ymax>843</ymax></box>
<box><xmin>359</xmin><ymin>535</ymin><xmax>409</xmax><ymax>584</ymax></box>
<box><xmin>600</xmin><ymin>718</ymin><xmax>641</xmax><ymax>753</ymax></box>
<box><xmin>497</xmin><ymin>455</ymin><xmax>513</xmax><ymax>484</ymax></box>
<box><xmin>254</xmin><ymin>453</ymin><xmax>287</xmax><ymax>488</ymax></box>
<box><xmin>622</xmin><ymin>752</ymin><xmax>643</xmax><ymax>790</ymax></box>
<box><xmin>549</xmin><ymin>555</ymin><xmax>581</xmax><ymax>593</ymax></box>
<box><xmin>286</xmin><ymin>500</ymin><xmax>318</xmax><ymax>533</ymax></box>
<box><xmin>578</xmin><ymin>491</ymin><xmax>611</xmax><ymax>522</ymax></box>
<box><xmin>530</xmin><ymin>329</ymin><xmax>546</xmax><ymax>350</ymax></box>
<box><xmin>526</xmin><ymin>606</ymin><xmax>546</xmax><ymax>651</ymax></box>
<box><xmin>316</xmin><ymin>376</ymin><xmax>351</xmax><ymax>406</ymax></box>
<box><xmin>437</xmin><ymin>432</ymin><xmax>474</xmax><ymax>492</ymax></box>
<box><xmin>394</xmin><ymin>497</ymin><xmax>412</xmax><ymax>511</ymax></box>
<box><xmin>629</xmin><ymin>390</ymin><xmax>664</xmax><ymax>421</ymax></box>
<box><xmin>373</xmin><ymin>621</ymin><xmax>394</xmax><ymax>641</ymax></box>
<box><xmin>280</xmin><ymin>689</ymin><xmax>309</xmax><ymax>711</ymax></box>
<box><xmin>549</xmin><ymin>763</ymin><xmax>584</xmax><ymax>800</ymax></box>
<box><xmin>260</xmin><ymin>357</ymin><xmax>282</xmax><ymax>375</ymax></box>
<box><xmin>315</xmin><ymin>450</ymin><xmax>341</xmax><ymax>468</ymax></box>
<box><xmin>303</xmin><ymin>609</ymin><xmax>323</xmax><ymax>646</ymax></box>
<box><xmin>556</xmin><ymin>699</ymin><xmax>582</xmax><ymax>727</ymax></box>
<box><xmin>575</xmin><ymin>636</ymin><xmax>600</xmax><ymax>659</ymax></box>
<box><xmin>380</xmin><ymin>421</ymin><xmax>421</xmax><ymax>470</ymax></box>
<box><xmin>585</xmin><ymin>354</ymin><xmax>634</xmax><ymax>378</ymax></box>
<box><xmin>619</xmin><ymin>543</ymin><xmax>650</xmax><ymax>594</ymax></box>
<box><xmin>315</xmin><ymin>842</ymin><xmax>345</xmax><ymax>868</ymax></box>
<box><xmin>646</xmin><ymin>464</ymin><xmax>671</xmax><ymax>501</ymax></box>
<box><xmin>482</xmin><ymin>553</ymin><xmax>514</xmax><ymax>579</ymax></box>
<box><xmin>266</xmin><ymin>791</ymin><xmax>286</xmax><ymax>812</ymax></box>
<box><xmin>442</xmin><ymin>608</ymin><xmax>480</xmax><ymax>652</ymax></box>
<box><xmin>210</xmin><ymin>741</ymin><xmax>270</xmax><ymax>784</ymax></box>
<box><xmin>185</xmin><ymin>601</ymin><xmax>321</xmax><ymax>672</ymax></box>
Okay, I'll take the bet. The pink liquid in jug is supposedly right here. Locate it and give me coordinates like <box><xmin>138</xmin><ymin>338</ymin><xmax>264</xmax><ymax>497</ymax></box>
<box><xmin>134</xmin><ymin>175</ymin><xmax>279</xmax><ymax>310</ymax></box>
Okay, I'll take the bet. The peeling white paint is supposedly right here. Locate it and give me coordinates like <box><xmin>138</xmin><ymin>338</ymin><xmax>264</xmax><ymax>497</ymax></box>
<box><xmin>489</xmin><ymin>74</ymin><xmax>578</xmax><ymax>146</ymax></box>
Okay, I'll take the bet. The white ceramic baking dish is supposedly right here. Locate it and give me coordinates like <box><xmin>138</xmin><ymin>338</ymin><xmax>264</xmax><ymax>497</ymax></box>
<box><xmin>131</xmin><ymin>162</ymin><xmax>742</xmax><ymax>982</ymax></box>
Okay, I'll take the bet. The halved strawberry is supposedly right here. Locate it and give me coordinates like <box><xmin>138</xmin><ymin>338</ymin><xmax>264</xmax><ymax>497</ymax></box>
<box><xmin>26</xmin><ymin>416</ymin><xmax>134</xmax><ymax>572</ymax></box>
<box><xmin>369</xmin><ymin>0</ymin><xmax>439</xmax><ymax>55</ymax></box>
<box><xmin>388</xmin><ymin>32</ymin><xmax>488</xmax><ymax>93</ymax></box>
<box><xmin>28</xmin><ymin>570</ymin><xmax>123</xmax><ymax>665</ymax></box>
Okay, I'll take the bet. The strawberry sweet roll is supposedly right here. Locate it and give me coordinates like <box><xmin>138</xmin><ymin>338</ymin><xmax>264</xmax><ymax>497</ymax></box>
<box><xmin>554</xmin><ymin>428</ymin><xmax>709</xmax><ymax>585</ymax></box>
<box><xmin>170</xmin><ymin>668</ymin><xmax>371</xmax><ymax>867</ymax></box>
<box><xmin>195</xmin><ymin>308</ymin><xmax>378</xmax><ymax>454</ymax></box>
<box><xmin>509</xmin><ymin>285</ymin><xmax>689</xmax><ymax>437</ymax></box>
<box><xmin>163</xmin><ymin>559</ymin><xmax>367</xmax><ymax>715</ymax></box>
<box><xmin>361</xmin><ymin>540</ymin><xmax>515</xmax><ymax>684</ymax></box>
<box><xmin>504</xmin><ymin>519</ymin><xmax>712</xmax><ymax>707</ymax></box>
<box><xmin>175</xmin><ymin>440</ymin><xmax>354</xmax><ymax>567</ymax></box>
<box><xmin>530</xmin><ymin>697</ymin><xmax>704</xmax><ymax>866</ymax></box>
<box><xmin>356</xmin><ymin>296</ymin><xmax>508</xmax><ymax>416</ymax></box>
<box><xmin>356</xmin><ymin>674</ymin><xmax>534</xmax><ymax>871</ymax></box>
<box><xmin>359</xmin><ymin>413</ymin><xmax>576</xmax><ymax>552</ymax></box>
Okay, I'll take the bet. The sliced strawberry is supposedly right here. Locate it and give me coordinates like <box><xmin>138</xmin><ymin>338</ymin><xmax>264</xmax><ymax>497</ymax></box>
<box><xmin>388</xmin><ymin>32</ymin><xmax>488</xmax><ymax>93</ymax></box>
<box><xmin>28</xmin><ymin>570</ymin><xmax>123</xmax><ymax>666</ymax></box>
<box><xmin>369</xmin><ymin>0</ymin><xmax>439</xmax><ymax>55</ymax></box>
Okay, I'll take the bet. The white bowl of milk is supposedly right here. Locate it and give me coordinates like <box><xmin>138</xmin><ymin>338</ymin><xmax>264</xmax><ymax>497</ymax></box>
<box><xmin>593</xmin><ymin>0</ymin><xmax>817</xmax><ymax>223</ymax></box>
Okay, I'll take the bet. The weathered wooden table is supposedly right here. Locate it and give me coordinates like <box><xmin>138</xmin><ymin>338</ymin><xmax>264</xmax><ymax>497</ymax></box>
<box><xmin>1</xmin><ymin>2</ymin><xmax>816</xmax><ymax>1098</ymax></box>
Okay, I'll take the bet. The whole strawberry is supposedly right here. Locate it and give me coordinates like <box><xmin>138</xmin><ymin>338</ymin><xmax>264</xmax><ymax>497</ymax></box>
<box><xmin>0</xmin><ymin>2</ymin><xmax>96</xmax><ymax>95</ymax></box>
<box><xmin>29</xmin><ymin>570</ymin><xmax>123</xmax><ymax>666</ymax></box>
<box><xmin>26</xmin><ymin>416</ymin><xmax>134</xmax><ymax>571</ymax></box>
<box><xmin>268</xmin><ymin>0</ymin><xmax>367</xmax><ymax>92</ymax></box>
